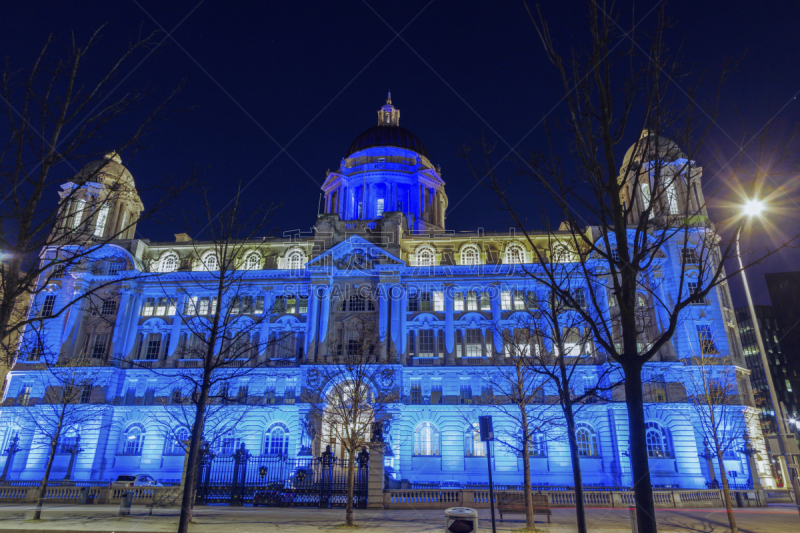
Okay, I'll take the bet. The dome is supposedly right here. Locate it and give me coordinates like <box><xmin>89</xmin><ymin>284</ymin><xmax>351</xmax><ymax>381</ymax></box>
<box><xmin>347</xmin><ymin>124</ymin><xmax>429</xmax><ymax>159</ymax></box>
<box><xmin>622</xmin><ymin>130</ymin><xmax>687</xmax><ymax>171</ymax></box>
<box><xmin>75</xmin><ymin>152</ymin><xmax>135</xmax><ymax>189</ymax></box>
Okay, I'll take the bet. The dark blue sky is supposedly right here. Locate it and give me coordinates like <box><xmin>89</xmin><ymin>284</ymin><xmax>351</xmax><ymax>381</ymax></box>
<box><xmin>4</xmin><ymin>1</ymin><xmax>799</xmax><ymax>306</ymax></box>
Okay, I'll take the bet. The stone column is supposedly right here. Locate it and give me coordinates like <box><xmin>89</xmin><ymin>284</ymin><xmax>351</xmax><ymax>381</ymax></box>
<box><xmin>110</xmin><ymin>290</ymin><xmax>132</xmax><ymax>353</ymax></box>
<box><xmin>259</xmin><ymin>289</ymin><xmax>274</xmax><ymax>361</ymax></box>
<box><xmin>167</xmin><ymin>293</ymin><xmax>187</xmax><ymax>361</ymax></box>
<box><xmin>122</xmin><ymin>292</ymin><xmax>144</xmax><ymax>358</ymax></box>
<box><xmin>367</xmin><ymin>445</ymin><xmax>385</xmax><ymax>509</ymax></box>
<box><xmin>378</xmin><ymin>285</ymin><xmax>389</xmax><ymax>362</ymax></box>
<box><xmin>461</xmin><ymin>326</ymin><xmax>467</xmax><ymax>360</ymax></box>
<box><xmin>480</xmin><ymin>327</ymin><xmax>488</xmax><ymax>358</ymax></box>
<box><xmin>304</xmin><ymin>287</ymin><xmax>319</xmax><ymax>363</ymax></box>
<box><xmin>318</xmin><ymin>286</ymin><xmax>331</xmax><ymax>356</ymax></box>
<box><xmin>444</xmin><ymin>287</ymin><xmax>455</xmax><ymax>366</ymax></box>
<box><xmin>398</xmin><ymin>289</ymin><xmax>408</xmax><ymax>365</ymax></box>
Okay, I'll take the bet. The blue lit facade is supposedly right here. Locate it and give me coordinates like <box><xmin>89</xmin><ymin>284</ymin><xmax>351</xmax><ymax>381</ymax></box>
<box><xmin>0</xmin><ymin>98</ymin><xmax>776</xmax><ymax>488</ymax></box>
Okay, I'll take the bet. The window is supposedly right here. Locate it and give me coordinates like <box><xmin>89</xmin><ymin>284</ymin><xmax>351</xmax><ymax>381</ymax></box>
<box><xmin>551</xmin><ymin>244</ymin><xmax>574</xmax><ymax>263</ymax></box>
<box><xmin>645</xmin><ymin>422</ymin><xmax>672</xmax><ymax>458</ymax></box>
<box><xmin>121</xmin><ymin>425</ymin><xmax>145</xmax><ymax>455</ymax></box>
<box><xmin>454</xmin><ymin>292</ymin><xmax>464</xmax><ymax>312</ymax></box>
<box><xmin>501</xmin><ymin>291</ymin><xmax>512</xmax><ymax>311</ymax></box>
<box><xmin>376</xmin><ymin>198</ymin><xmax>385</xmax><ymax>217</ymax></box>
<box><xmin>467</xmin><ymin>292</ymin><xmax>478</xmax><ymax>311</ymax></box>
<box><xmin>203</xmin><ymin>253</ymin><xmax>218</xmax><ymax>271</ymax></box>
<box><xmin>101</xmin><ymin>300</ymin><xmax>117</xmax><ymax>316</ymax></box>
<box><xmin>244</xmin><ymin>253</ymin><xmax>261</xmax><ymax>270</ymax></box>
<box><xmin>107</xmin><ymin>262</ymin><xmax>122</xmax><ymax>276</ymax></box>
<box><xmin>664</xmin><ymin>180</ymin><xmax>679</xmax><ymax>215</ymax></box>
<box><xmin>465</xmin><ymin>423</ymin><xmax>486</xmax><ymax>457</ymax></box>
<box><xmin>79</xmin><ymin>385</ymin><xmax>92</xmax><ymax>404</ymax></box>
<box><xmin>460</xmin><ymin>384</ymin><xmax>473</xmax><ymax>405</ymax></box>
<box><xmin>575</xmin><ymin>423</ymin><xmax>599</xmax><ymax>457</ymax></box>
<box><xmin>164</xmin><ymin>428</ymin><xmax>189</xmax><ymax>455</ymax></box>
<box><xmin>156</xmin><ymin>298</ymin><xmax>168</xmax><ymax>316</ymax></box>
<box><xmin>57</xmin><ymin>430</ymin><xmax>79</xmax><ymax>454</ymax></box>
<box><xmin>340</xmin><ymin>295</ymin><xmax>374</xmax><ymax>312</ymax></box>
<box><xmin>41</xmin><ymin>295</ymin><xmax>56</xmax><ymax>317</ymax></box>
<box><xmin>420</xmin><ymin>292</ymin><xmax>432</xmax><ymax>312</ymax></box>
<box><xmin>640</xmin><ymin>180</ymin><xmax>652</xmax><ymax>217</ymax></box>
<box><xmin>266</xmin><ymin>423</ymin><xmax>289</xmax><ymax>456</ymax></box>
<box><xmin>410</xmin><ymin>383</ymin><xmax>422</xmax><ymax>404</ymax></box>
<box><xmin>413</xmin><ymin>422</ymin><xmax>439</xmax><ymax>456</ymax></box>
<box><xmin>563</xmin><ymin>327</ymin><xmax>585</xmax><ymax>357</ymax></box>
<box><xmin>286</xmin><ymin>251</ymin><xmax>305</xmax><ymax>270</ymax></box>
<box><xmin>418</xmin><ymin>330</ymin><xmax>435</xmax><ymax>357</ymax></box>
<box><xmin>416</xmin><ymin>246</ymin><xmax>435</xmax><ymax>266</ymax></box>
<box><xmin>160</xmin><ymin>253</ymin><xmax>178</xmax><ymax>273</ymax></box>
<box><xmin>514</xmin><ymin>290</ymin><xmax>525</xmax><ymax>310</ymax></box>
<box><xmin>141</xmin><ymin>298</ymin><xmax>155</xmax><ymax>316</ymax></box>
<box><xmin>433</xmin><ymin>292</ymin><xmax>444</xmax><ymax>312</ymax></box>
<box><xmin>145</xmin><ymin>335</ymin><xmax>162</xmax><ymax>360</ymax></box>
<box><xmin>572</xmin><ymin>288</ymin><xmax>586</xmax><ymax>309</ymax></box>
<box><xmin>217</xmin><ymin>430</ymin><xmax>241</xmax><ymax>456</ymax></box>
<box><xmin>688</xmin><ymin>281</ymin><xmax>707</xmax><ymax>305</ymax></box>
<box><xmin>530</xmin><ymin>433</ymin><xmax>547</xmax><ymax>457</ymax></box>
<box><xmin>461</xmin><ymin>245</ymin><xmax>480</xmax><ymax>265</ymax></box>
<box><xmin>91</xmin><ymin>334</ymin><xmax>108</xmax><ymax>358</ymax></box>
<box><xmin>18</xmin><ymin>383</ymin><xmax>32</xmax><ymax>406</ymax></box>
<box><xmin>72</xmin><ymin>199</ymin><xmax>86</xmax><ymax>229</ymax></box>
<box><xmin>696</xmin><ymin>324</ymin><xmax>718</xmax><ymax>355</ymax></box>
<box><xmin>480</xmin><ymin>291</ymin><xmax>492</xmax><ymax>311</ymax></box>
<box><xmin>681</xmin><ymin>247</ymin><xmax>699</xmax><ymax>265</ymax></box>
<box><xmin>431</xmin><ymin>383</ymin><xmax>443</xmax><ymax>405</ymax></box>
<box><xmin>94</xmin><ymin>205</ymin><xmax>109</xmax><ymax>236</ymax></box>
<box><xmin>506</xmin><ymin>244</ymin><xmax>525</xmax><ymax>264</ymax></box>
<box><xmin>465</xmin><ymin>329</ymin><xmax>482</xmax><ymax>358</ymax></box>
<box><xmin>611</xmin><ymin>248</ymin><xmax>620</xmax><ymax>262</ymax></box>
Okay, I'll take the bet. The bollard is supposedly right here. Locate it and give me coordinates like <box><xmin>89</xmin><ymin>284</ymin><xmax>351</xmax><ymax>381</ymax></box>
<box><xmin>119</xmin><ymin>491</ymin><xmax>133</xmax><ymax>516</ymax></box>
<box><xmin>78</xmin><ymin>486</ymin><xmax>89</xmax><ymax>505</ymax></box>
<box><xmin>629</xmin><ymin>506</ymin><xmax>637</xmax><ymax>533</ymax></box>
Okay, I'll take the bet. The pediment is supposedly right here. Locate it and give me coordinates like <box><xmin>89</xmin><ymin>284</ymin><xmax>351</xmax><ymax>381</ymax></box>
<box><xmin>306</xmin><ymin>235</ymin><xmax>405</xmax><ymax>271</ymax></box>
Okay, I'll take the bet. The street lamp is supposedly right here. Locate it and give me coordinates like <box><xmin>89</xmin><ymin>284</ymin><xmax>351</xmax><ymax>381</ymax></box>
<box><xmin>735</xmin><ymin>198</ymin><xmax>800</xmax><ymax>513</ymax></box>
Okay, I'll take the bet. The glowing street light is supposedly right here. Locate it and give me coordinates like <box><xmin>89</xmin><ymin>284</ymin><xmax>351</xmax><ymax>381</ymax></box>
<box><xmin>742</xmin><ymin>198</ymin><xmax>766</xmax><ymax>217</ymax></box>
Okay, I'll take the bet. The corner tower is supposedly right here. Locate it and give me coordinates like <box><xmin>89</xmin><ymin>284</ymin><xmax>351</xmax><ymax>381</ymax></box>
<box><xmin>320</xmin><ymin>94</ymin><xmax>447</xmax><ymax>232</ymax></box>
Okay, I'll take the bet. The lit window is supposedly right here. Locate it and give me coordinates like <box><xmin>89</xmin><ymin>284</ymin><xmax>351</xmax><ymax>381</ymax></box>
<box><xmin>410</xmin><ymin>383</ymin><xmax>422</xmax><ymax>404</ymax></box>
<box><xmin>161</xmin><ymin>253</ymin><xmax>178</xmax><ymax>273</ymax></box>
<box><xmin>575</xmin><ymin>423</ymin><xmax>599</xmax><ymax>457</ymax></box>
<box><xmin>513</xmin><ymin>290</ymin><xmax>525</xmax><ymax>310</ymax></box>
<box><xmin>18</xmin><ymin>383</ymin><xmax>32</xmax><ymax>406</ymax></box>
<box><xmin>156</xmin><ymin>298</ymin><xmax>168</xmax><ymax>316</ymax></box>
<box><xmin>465</xmin><ymin>423</ymin><xmax>487</xmax><ymax>457</ymax></box>
<box><xmin>141</xmin><ymin>298</ymin><xmax>155</xmax><ymax>316</ymax></box>
<box><xmin>645</xmin><ymin>422</ymin><xmax>672</xmax><ymax>458</ymax></box>
<box><xmin>467</xmin><ymin>292</ymin><xmax>478</xmax><ymax>311</ymax></box>
<box><xmin>266</xmin><ymin>424</ymin><xmax>289</xmax><ymax>456</ymax></box>
<box><xmin>551</xmin><ymin>244</ymin><xmax>574</xmax><ymax>263</ymax></box>
<box><xmin>244</xmin><ymin>253</ymin><xmax>261</xmax><ymax>270</ymax></box>
<box><xmin>122</xmin><ymin>425</ymin><xmax>145</xmax><ymax>455</ymax></box>
<box><xmin>164</xmin><ymin>428</ymin><xmax>189</xmax><ymax>455</ymax></box>
<box><xmin>480</xmin><ymin>291</ymin><xmax>492</xmax><ymax>311</ymax></box>
<box><xmin>461</xmin><ymin>245</ymin><xmax>480</xmax><ymax>266</ymax></box>
<box><xmin>529</xmin><ymin>433</ymin><xmax>547</xmax><ymax>457</ymax></box>
<box><xmin>217</xmin><ymin>430</ymin><xmax>240</xmax><ymax>456</ymax></box>
<box><xmin>413</xmin><ymin>422</ymin><xmax>439</xmax><ymax>456</ymax></box>
<box><xmin>286</xmin><ymin>251</ymin><xmax>305</xmax><ymax>270</ymax></box>
<box><xmin>416</xmin><ymin>246</ymin><xmax>435</xmax><ymax>266</ymax></box>
<box><xmin>563</xmin><ymin>327</ymin><xmax>585</xmax><ymax>357</ymax></box>
<box><xmin>94</xmin><ymin>205</ymin><xmax>109</xmax><ymax>237</ymax></box>
<box><xmin>107</xmin><ymin>262</ymin><xmax>122</xmax><ymax>276</ymax></box>
<box><xmin>72</xmin><ymin>199</ymin><xmax>86</xmax><ymax>229</ymax></box>
<box><xmin>465</xmin><ymin>329</ymin><xmax>482</xmax><ymax>357</ymax></box>
<box><xmin>433</xmin><ymin>291</ymin><xmax>444</xmax><ymax>312</ymax></box>
<box><xmin>454</xmin><ymin>292</ymin><xmax>464</xmax><ymax>312</ymax></box>
<box><xmin>203</xmin><ymin>253</ymin><xmax>218</xmax><ymax>271</ymax></box>
<box><xmin>506</xmin><ymin>244</ymin><xmax>525</xmax><ymax>264</ymax></box>
<box><xmin>501</xmin><ymin>291</ymin><xmax>512</xmax><ymax>311</ymax></box>
<box><xmin>420</xmin><ymin>293</ymin><xmax>432</xmax><ymax>312</ymax></box>
<box><xmin>376</xmin><ymin>198</ymin><xmax>385</xmax><ymax>217</ymax></box>
<box><xmin>696</xmin><ymin>324</ymin><xmax>718</xmax><ymax>355</ymax></box>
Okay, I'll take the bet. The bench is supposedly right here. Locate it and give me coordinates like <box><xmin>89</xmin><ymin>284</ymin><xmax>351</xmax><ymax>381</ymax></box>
<box><xmin>497</xmin><ymin>491</ymin><xmax>551</xmax><ymax>523</ymax></box>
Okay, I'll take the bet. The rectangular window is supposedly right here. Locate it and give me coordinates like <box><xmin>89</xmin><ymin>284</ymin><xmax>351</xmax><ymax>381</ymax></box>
<box><xmin>41</xmin><ymin>295</ymin><xmax>56</xmax><ymax>317</ymax></box>
<box><xmin>72</xmin><ymin>199</ymin><xmax>86</xmax><ymax>229</ymax></box>
<box><xmin>454</xmin><ymin>292</ymin><xmax>464</xmax><ymax>312</ymax></box>
<box><xmin>19</xmin><ymin>383</ymin><xmax>32</xmax><ymax>406</ymax></box>
<box><xmin>408</xmin><ymin>294</ymin><xmax>419</xmax><ymax>312</ymax></box>
<box><xmin>573</xmin><ymin>288</ymin><xmax>586</xmax><ymax>308</ymax></box>
<box><xmin>155</xmin><ymin>297</ymin><xmax>168</xmax><ymax>316</ymax></box>
<box><xmin>501</xmin><ymin>291</ymin><xmax>512</xmax><ymax>311</ymax></box>
<box><xmin>101</xmin><ymin>300</ymin><xmax>117</xmax><ymax>316</ymax></box>
<box><xmin>298</xmin><ymin>296</ymin><xmax>308</xmax><ymax>314</ymax></box>
<box><xmin>418</xmin><ymin>330</ymin><xmax>435</xmax><ymax>357</ymax></box>
<box><xmin>285</xmin><ymin>388</ymin><xmax>296</xmax><ymax>404</ymax></box>
<box><xmin>410</xmin><ymin>383</ymin><xmax>422</xmax><ymax>405</ymax></box>
<box><xmin>145</xmin><ymin>335</ymin><xmax>162</xmax><ymax>360</ymax></box>
<box><xmin>167</xmin><ymin>298</ymin><xmax>177</xmax><ymax>316</ymax></box>
<box><xmin>431</xmin><ymin>383</ymin><xmax>443</xmax><ymax>405</ymax></box>
<box><xmin>80</xmin><ymin>385</ymin><xmax>92</xmax><ymax>404</ymax></box>
<box><xmin>460</xmin><ymin>384</ymin><xmax>473</xmax><ymax>405</ymax></box>
<box><xmin>433</xmin><ymin>291</ymin><xmax>444</xmax><ymax>312</ymax></box>
<box><xmin>688</xmin><ymin>282</ymin><xmax>707</xmax><ymax>305</ymax></box>
<box><xmin>438</xmin><ymin>330</ymin><xmax>445</xmax><ymax>357</ymax></box>
<box><xmin>197</xmin><ymin>297</ymin><xmax>209</xmax><ymax>315</ymax></box>
<box><xmin>467</xmin><ymin>291</ymin><xmax>478</xmax><ymax>311</ymax></box>
<box><xmin>696</xmin><ymin>324</ymin><xmax>719</xmax><ymax>355</ymax></box>
<box><xmin>420</xmin><ymin>293</ymin><xmax>432</xmax><ymax>312</ymax></box>
<box><xmin>526</xmin><ymin>291</ymin><xmax>538</xmax><ymax>310</ymax></box>
<box><xmin>480</xmin><ymin>291</ymin><xmax>492</xmax><ymax>311</ymax></box>
<box><xmin>611</xmin><ymin>248</ymin><xmax>620</xmax><ymax>262</ymax></box>
<box><xmin>94</xmin><ymin>205</ymin><xmax>109</xmax><ymax>236</ymax></box>
<box><xmin>513</xmin><ymin>290</ymin><xmax>525</xmax><ymax>310</ymax></box>
<box><xmin>255</xmin><ymin>295</ymin><xmax>265</xmax><ymax>314</ymax></box>
<box><xmin>681</xmin><ymin>247</ymin><xmax>699</xmax><ymax>264</ymax></box>
<box><xmin>376</xmin><ymin>198</ymin><xmax>385</xmax><ymax>217</ymax></box>
<box><xmin>237</xmin><ymin>386</ymin><xmax>249</xmax><ymax>402</ymax></box>
<box><xmin>465</xmin><ymin>329</ymin><xmax>482</xmax><ymax>357</ymax></box>
<box><xmin>107</xmin><ymin>262</ymin><xmax>122</xmax><ymax>276</ymax></box>
<box><xmin>210</xmin><ymin>297</ymin><xmax>218</xmax><ymax>316</ymax></box>
<box><xmin>91</xmin><ymin>334</ymin><xmax>108</xmax><ymax>358</ymax></box>
<box><xmin>141</xmin><ymin>298</ymin><xmax>155</xmax><ymax>316</ymax></box>
<box><xmin>564</xmin><ymin>327</ymin><xmax>584</xmax><ymax>357</ymax></box>
<box><xmin>455</xmin><ymin>330</ymin><xmax>463</xmax><ymax>358</ymax></box>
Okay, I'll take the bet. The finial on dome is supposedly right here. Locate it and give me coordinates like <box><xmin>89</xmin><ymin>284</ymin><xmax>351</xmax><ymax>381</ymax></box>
<box><xmin>103</xmin><ymin>151</ymin><xmax>122</xmax><ymax>164</ymax></box>
<box><xmin>378</xmin><ymin>94</ymin><xmax>400</xmax><ymax>126</ymax></box>
<box><xmin>387</xmin><ymin>91</ymin><xmax>392</xmax><ymax>105</ymax></box>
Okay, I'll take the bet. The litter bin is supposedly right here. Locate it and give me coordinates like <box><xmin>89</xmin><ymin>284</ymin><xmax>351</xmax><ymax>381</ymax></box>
<box><xmin>445</xmin><ymin>507</ymin><xmax>479</xmax><ymax>533</ymax></box>
<box><xmin>78</xmin><ymin>486</ymin><xmax>89</xmax><ymax>504</ymax></box>
<box><xmin>734</xmin><ymin>491</ymin><xmax>744</xmax><ymax>508</ymax></box>
<box><xmin>119</xmin><ymin>491</ymin><xmax>134</xmax><ymax>516</ymax></box>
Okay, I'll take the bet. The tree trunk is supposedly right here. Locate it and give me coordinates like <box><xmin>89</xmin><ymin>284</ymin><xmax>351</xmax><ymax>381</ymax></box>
<box><xmin>33</xmin><ymin>430</ymin><xmax>60</xmax><ymax>520</ymax></box>
<box><xmin>716</xmin><ymin>445</ymin><xmax>739</xmax><ymax>533</ymax></box>
<box><xmin>563</xmin><ymin>399</ymin><xmax>587</xmax><ymax>533</ymax></box>
<box><xmin>624</xmin><ymin>365</ymin><xmax>657</xmax><ymax>533</ymax></box>
<box><xmin>346</xmin><ymin>448</ymin><xmax>356</xmax><ymax>527</ymax></box>
<box><xmin>177</xmin><ymin>377</ymin><xmax>210</xmax><ymax>533</ymax></box>
<box><xmin>521</xmin><ymin>410</ymin><xmax>534</xmax><ymax>530</ymax></box>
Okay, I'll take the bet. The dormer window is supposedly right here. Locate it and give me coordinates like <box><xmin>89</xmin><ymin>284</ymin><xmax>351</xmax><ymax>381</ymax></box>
<box><xmin>377</xmin><ymin>157</ymin><xmax>386</xmax><ymax>163</ymax></box>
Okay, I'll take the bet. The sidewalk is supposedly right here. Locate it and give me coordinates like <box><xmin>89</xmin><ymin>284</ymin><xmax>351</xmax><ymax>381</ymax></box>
<box><xmin>0</xmin><ymin>503</ymin><xmax>796</xmax><ymax>533</ymax></box>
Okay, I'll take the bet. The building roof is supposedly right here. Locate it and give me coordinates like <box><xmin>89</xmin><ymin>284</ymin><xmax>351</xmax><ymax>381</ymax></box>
<box><xmin>346</xmin><ymin>124</ymin><xmax>430</xmax><ymax>159</ymax></box>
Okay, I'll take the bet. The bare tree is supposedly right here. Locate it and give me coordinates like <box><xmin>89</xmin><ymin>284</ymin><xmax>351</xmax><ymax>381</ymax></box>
<box><xmin>462</xmin><ymin>3</ymin><xmax>800</xmax><ymax>532</ymax></box>
<box><xmin>305</xmin><ymin>312</ymin><xmax>397</xmax><ymax>527</ymax></box>
<box><xmin>128</xmin><ymin>184</ymin><xmax>280</xmax><ymax>533</ymax></box>
<box><xmin>11</xmin><ymin>353</ymin><xmax>111</xmax><ymax>520</ymax></box>
<box><xmin>677</xmin><ymin>355</ymin><xmax>760</xmax><ymax>533</ymax></box>
<box><xmin>0</xmin><ymin>27</ymin><xmax>188</xmax><ymax>374</ymax></box>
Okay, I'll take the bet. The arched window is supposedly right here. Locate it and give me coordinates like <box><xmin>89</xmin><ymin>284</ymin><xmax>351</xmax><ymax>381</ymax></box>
<box><xmin>645</xmin><ymin>422</ymin><xmax>672</xmax><ymax>458</ymax></box>
<box><xmin>464</xmin><ymin>422</ymin><xmax>486</xmax><ymax>457</ymax></box>
<box><xmin>121</xmin><ymin>424</ymin><xmax>145</xmax><ymax>455</ymax></box>
<box><xmin>160</xmin><ymin>253</ymin><xmax>179</xmax><ymax>273</ymax></box>
<box><xmin>460</xmin><ymin>245</ymin><xmax>480</xmax><ymax>266</ymax></box>
<box><xmin>265</xmin><ymin>423</ymin><xmax>290</xmax><ymax>456</ymax></box>
<box><xmin>551</xmin><ymin>244</ymin><xmax>575</xmax><ymax>263</ymax></box>
<box><xmin>339</xmin><ymin>295</ymin><xmax>376</xmax><ymax>312</ymax></box>
<box><xmin>216</xmin><ymin>430</ymin><xmax>241</xmax><ymax>456</ymax></box>
<box><xmin>416</xmin><ymin>246</ymin><xmax>435</xmax><ymax>267</ymax></box>
<box><xmin>244</xmin><ymin>252</ymin><xmax>261</xmax><ymax>270</ymax></box>
<box><xmin>286</xmin><ymin>250</ymin><xmax>305</xmax><ymax>270</ymax></box>
<box><xmin>413</xmin><ymin>422</ymin><xmax>440</xmax><ymax>456</ymax></box>
<box><xmin>575</xmin><ymin>422</ymin><xmax>599</xmax><ymax>457</ymax></box>
<box><xmin>202</xmin><ymin>252</ymin><xmax>218</xmax><ymax>271</ymax></box>
<box><xmin>505</xmin><ymin>243</ymin><xmax>526</xmax><ymax>264</ymax></box>
<box><xmin>57</xmin><ymin>427</ymin><xmax>80</xmax><ymax>454</ymax></box>
<box><xmin>530</xmin><ymin>432</ymin><xmax>547</xmax><ymax>457</ymax></box>
<box><xmin>164</xmin><ymin>428</ymin><xmax>189</xmax><ymax>456</ymax></box>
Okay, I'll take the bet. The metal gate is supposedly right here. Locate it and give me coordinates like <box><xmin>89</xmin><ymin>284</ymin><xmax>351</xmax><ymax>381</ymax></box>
<box><xmin>195</xmin><ymin>444</ymin><xmax>369</xmax><ymax>508</ymax></box>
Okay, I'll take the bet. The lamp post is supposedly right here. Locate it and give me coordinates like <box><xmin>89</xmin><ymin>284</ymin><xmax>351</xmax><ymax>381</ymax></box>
<box><xmin>735</xmin><ymin>199</ymin><xmax>800</xmax><ymax>514</ymax></box>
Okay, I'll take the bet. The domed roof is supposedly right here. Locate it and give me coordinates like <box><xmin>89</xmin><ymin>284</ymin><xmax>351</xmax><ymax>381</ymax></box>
<box><xmin>75</xmin><ymin>152</ymin><xmax>136</xmax><ymax>189</ymax></box>
<box><xmin>347</xmin><ymin>124</ymin><xmax>429</xmax><ymax>158</ymax></box>
<box><xmin>622</xmin><ymin>130</ymin><xmax>687</xmax><ymax>170</ymax></box>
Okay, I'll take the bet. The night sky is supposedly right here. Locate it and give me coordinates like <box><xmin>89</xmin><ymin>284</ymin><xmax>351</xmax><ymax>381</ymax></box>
<box><xmin>3</xmin><ymin>1</ymin><xmax>799</xmax><ymax>307</ymax></box>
